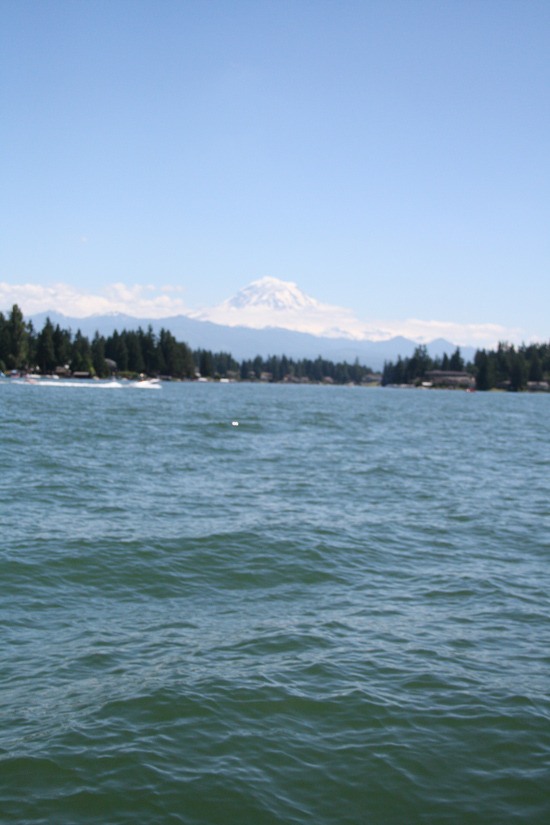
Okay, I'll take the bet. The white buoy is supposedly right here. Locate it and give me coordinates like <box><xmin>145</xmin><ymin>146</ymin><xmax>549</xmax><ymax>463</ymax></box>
<box><xmin>231</xmin><ymin>420</ymin><xmax>239</xmax><ymax>427</ymax></box>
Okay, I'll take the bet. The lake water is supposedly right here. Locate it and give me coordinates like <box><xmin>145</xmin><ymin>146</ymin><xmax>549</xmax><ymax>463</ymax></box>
<box><xmin>1</xmin><ymin>381</ymin><xmax>549</xmax><ymax>824</ymax></box>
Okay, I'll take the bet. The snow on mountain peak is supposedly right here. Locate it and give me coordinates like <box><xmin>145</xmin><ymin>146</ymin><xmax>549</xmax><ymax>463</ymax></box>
<box><xmin>226</xmin><ymin>277</ymin><xmax>320</xmax><ymax>312</ymax></box>
<box><xmin>190</xmin><ymin>277</ymin><xmax>370</xmax><ymax>340</ymax></box>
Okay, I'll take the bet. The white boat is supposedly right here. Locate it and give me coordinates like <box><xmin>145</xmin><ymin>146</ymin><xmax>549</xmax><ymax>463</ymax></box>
<box><xmin>134</xmin><ymin>378</ymin><xmax>162</xmax><ymax>389</ymax></box>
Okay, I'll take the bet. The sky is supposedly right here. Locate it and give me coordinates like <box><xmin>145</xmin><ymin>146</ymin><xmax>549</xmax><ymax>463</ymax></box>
<box><xmin>1</xmin><ymin>0</ymin><xmax>549</xmax><ymax>345</ymax></box>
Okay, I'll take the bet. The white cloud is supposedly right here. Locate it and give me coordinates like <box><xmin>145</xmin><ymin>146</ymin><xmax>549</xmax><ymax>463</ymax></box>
<box><xmin>0</xmin><ymin>279</ymin><xmax>525</xmax><ymax>348</ymax></box>
<box><xmin>193</xmin><ymin>277</ymin><xmax>524</xmax><ymax>348</ymax></box>
<box><xmin>363</xmin><ymin>317</ymin><xmax>524</xmax><ymax>349</ymax></box>
<box><xmin>0</xmin><ymin>281</ymin><xmax>189</xmax><ymax>319</ymax></box>
<box><xmin>192</xmin><ymin>300</ymin><xmax>365</xmax><ymax>340</ymax></box>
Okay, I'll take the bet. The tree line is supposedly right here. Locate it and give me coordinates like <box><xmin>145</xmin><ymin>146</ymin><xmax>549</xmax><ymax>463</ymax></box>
<box><xmin>0</xmin><ymin>304</ymin><xmax>376</xmax><ymax>384</ymax></box>
<box><xmin>381</xmin><ymin>344</ymin><xmax>550</xmax><ymax>391</ymax></box>
<box><xmin>3</xmin><ymin>304</ymin><xmax>548</xmax><ymax>389</ymax></box>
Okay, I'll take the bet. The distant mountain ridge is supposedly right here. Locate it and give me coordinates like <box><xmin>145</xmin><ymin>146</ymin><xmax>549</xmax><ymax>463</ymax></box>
<box><xmin>29</xmin><ymin>308</ymin><xmax>474</xmax><ymax>372</ymax></box>
<box><xmin>27</xmin><ymin>277</ymin><xmax>477</xmax><ymax>370</ymax></box>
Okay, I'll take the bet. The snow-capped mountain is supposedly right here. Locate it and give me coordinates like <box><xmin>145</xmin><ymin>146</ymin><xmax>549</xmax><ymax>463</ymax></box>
<box><xmin>223</xmin><ymin>277</ymin><xmax>320</xmax><ymax>311</ymax></box>
<box><xmin>190</xmin><ymin>277</ymin><xmax>374</xmax><ymax>340</ymax></box>
<box><xmin>27</xmin><ymin>276</ymin><xmax>478</xmax><ymax>369</ymax></box>
<box><xmin>13</xmin><ymin>276</ymin><xmax>511</xmax><ymax>349</ymax></box>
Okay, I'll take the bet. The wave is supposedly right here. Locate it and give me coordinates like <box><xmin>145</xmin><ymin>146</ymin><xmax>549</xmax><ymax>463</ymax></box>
<box><xmin>6</xmin><ymin>378</ymin><xmax>161</xmax><ymax>390</ymax></box>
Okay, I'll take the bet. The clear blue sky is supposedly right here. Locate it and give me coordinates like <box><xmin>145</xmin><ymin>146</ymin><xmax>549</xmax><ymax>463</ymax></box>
<box><xmin>1</xmin><ymin>0</ymin><xmax>549</xmax><ymax>340</ymax></box>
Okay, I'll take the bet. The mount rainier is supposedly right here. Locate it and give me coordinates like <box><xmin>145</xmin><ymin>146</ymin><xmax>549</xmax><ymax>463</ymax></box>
<box><xmin>190</xmin><ymin>277</ymin><xmax>388</xmax><ymax>341</ymax></box>
<box><xmin>29</xmin><ymin>277</ymin><xmax>474</xmax><ymax>371</ymax></box>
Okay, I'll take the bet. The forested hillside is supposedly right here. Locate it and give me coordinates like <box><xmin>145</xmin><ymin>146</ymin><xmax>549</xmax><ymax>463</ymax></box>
<box><xmin>0</xmin><ymin>305</ymin><xmax>376</xmax><ymax>384</ymax></box>
<box><xmin>381</xmin><ymin>344</ymin><xmax>550</xmax><ymax>391</ymax></box>
<box><xmin>1</xmin><ymin>304</ymin><xmax>548</xmax><ymax>390</ymax></box>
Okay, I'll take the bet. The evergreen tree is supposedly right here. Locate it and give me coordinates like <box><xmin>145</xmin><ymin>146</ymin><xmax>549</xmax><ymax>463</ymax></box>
<box><xmin>474</xmin><ymin>350</ymin><xmax>495</xmax><ymax>391</ymax></box>
<box><xmin>349</xmin><ymin>359</ymin><xmax>362</xmax><ymax>384</ymax></box>
<box><xmin>7</xmin><ymin>304</ymin><xmax>28</xmax><ymax>369</ymax></box>
<box><xmin>106</xmin><ymin>330</ymin><xmax>128</xmax><ymax>372</ymax></box>
<box><xmin>36</xmin><ymin>318</ymin><xmax>56</xmax><ymax>373</ymax></box>
<box><xmin>403</xmin><ymin>345</ymin><xmax>431</xmax><ymax>383</ymax></box>
<box><xmin>182</xmin><ymin>343</ymin><xmax>195</xmax><ymax>378</ymax></box>
<box><xmin>0</xmin><ymin>312</ymin><xmax>9</xmax><ymax>371</ymax></box>
<box><xmin>252</xmin><ymin>355</ymin><xmax>263</xmax><ymax>379</ymax></box>
<box><xmin>312</xmin><ymin>356</ymin><xmax>324</xmax><ymax>382</ymax></box>
<box><xmin>280</xmin><ymin>355</ymin><xmax>290</xmax><ymax>380</ymax></box>
<box><xmin>158</xmin><ymin>328</ymin><xmax>178</xmax><ymax>375</ymax></box>
<box><xmin>126</xmin><ymin>331</ymin><xmax>145</xmax><ymax>373</ymax></box>
<box><xmin>198</xmin><ymin>350</ymin><xmax>214</xmax><ymax>377</ymax></box>
<box><xmin>158</xmin><ymin>329</ymin><xmax>195</xmax><ymax>377</ymax></box>
<box><xmin>449</xmin><ymin>347</ymin><xmax>464</xmax><ymax>371</ymax></box>
<box><xmin>138</xmin><ymin>326</ymin><xmax>159</xmax><ymax>374</ymax></box>
<box><xmin>70</xmin><ymin>330</ymin><xmax>93</xmax><ymax>373</ymax></box>
<box><xmin>91</xmin><ymin>332</ymin><xmax>108</xmax><ymax>377</ymax></box>
<box><xmin>53</xmin><ymin>324</ymin><xmax>72</xmax><ymax>367</ymax></box>
<box><xmin>26</xmin><ymin>320</ymin><xmax>37</xmax><ymax>368</ymax></box>
<box><xmin>334</xmin><ymin>362</ymin><xmax>349</xmax><ymax>383</ymax></box>
<box><xmin>540</xmin><ymin>345</ymin><xmax>550</xmax><ymax>376</ymax></box>
<box><xmin>267</xmin><ymin>355</ymin><xmax>281</xmax><ymax>381</ymax></box>
<box><xmin>495</xmin><ymin>343</ymin><xmax>512</xmax><ymax>385</ymax></box>
<box><xmin>528</xmin><ymin>350</ymin><xmax>543</xmax><ymax>382</ymax></box>
<box><xmin>509</xmin><ymin>349</ymin><xmax>528</xmax><ymax>391</ymax></box>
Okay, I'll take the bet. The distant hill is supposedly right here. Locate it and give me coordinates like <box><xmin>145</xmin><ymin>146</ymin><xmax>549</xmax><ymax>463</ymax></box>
<box><xmin>29</xmin><ymin>310</ymin><xmax>475</xmax><ymax>371</ymax></box>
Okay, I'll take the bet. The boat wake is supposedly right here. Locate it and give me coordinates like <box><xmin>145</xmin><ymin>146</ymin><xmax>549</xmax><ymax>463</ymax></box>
<box><xmin>8</xmin><ymin>378</ymin><xmax>162</xmax><ymax>390</ymax></box>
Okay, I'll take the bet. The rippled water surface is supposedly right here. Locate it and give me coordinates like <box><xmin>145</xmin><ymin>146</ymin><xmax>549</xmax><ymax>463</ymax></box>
<box><xmin>1</xmin><ymin>382</ymin><xmax>549</xmax><ymax>823</ymax></box>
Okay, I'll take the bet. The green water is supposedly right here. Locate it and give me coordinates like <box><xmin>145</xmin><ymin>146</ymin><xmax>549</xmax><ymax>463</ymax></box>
<box><xmin>1</xmin><ymin>381</ymin><xmax>549</xmax><ymax>823</ymax></box>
